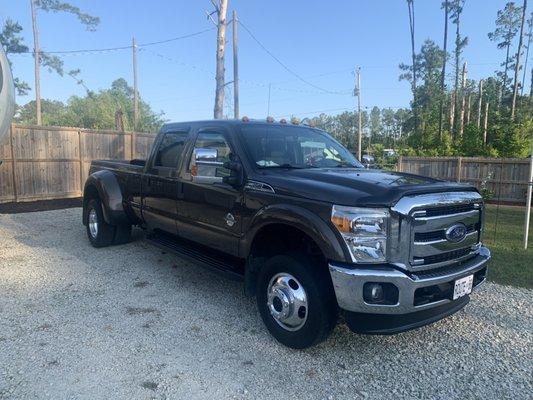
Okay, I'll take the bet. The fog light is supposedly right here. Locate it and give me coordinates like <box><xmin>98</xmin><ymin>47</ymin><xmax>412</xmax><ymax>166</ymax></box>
<box><xmin>363</xmin><ymin>282</ymin><xmax>399</xmax><ymax>305</ymax></box>
<box><xmin>364</xmin><ymin>283</ymin><xmax>384</xmax><ymax>302</ymax></box>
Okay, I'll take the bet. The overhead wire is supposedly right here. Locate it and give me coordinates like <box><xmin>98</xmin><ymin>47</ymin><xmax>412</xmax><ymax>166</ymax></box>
<box><xmin>237</xmin><ymin>18</ymin><xmax>347</xmax><ymax>95</ymax></box>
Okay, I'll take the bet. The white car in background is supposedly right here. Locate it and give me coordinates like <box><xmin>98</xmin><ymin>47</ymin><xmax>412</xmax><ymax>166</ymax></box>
<box><xmin>0</xmin><ymin>45</ymin><xmax>15</xmax><ymax>142</ymax></box>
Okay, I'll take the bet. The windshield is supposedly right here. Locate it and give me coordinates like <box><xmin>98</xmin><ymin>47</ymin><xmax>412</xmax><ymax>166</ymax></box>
<box><xmin>239</xmin><ymin>124</ymin><xmax>363</xmax><ymax>169</ymax></box>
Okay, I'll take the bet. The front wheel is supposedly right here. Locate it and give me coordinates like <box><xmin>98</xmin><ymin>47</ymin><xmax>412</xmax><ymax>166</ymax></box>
<box><xmin>256</xmin><ymin>253</ymin><xmax>338</xmax><ymax>349</ymax></box>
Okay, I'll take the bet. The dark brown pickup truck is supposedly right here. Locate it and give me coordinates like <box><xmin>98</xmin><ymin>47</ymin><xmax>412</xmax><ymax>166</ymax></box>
<box><xmin>82</xmin><ymin>119</ymin><xmax>490</xmax><ymax>348</ymax></box>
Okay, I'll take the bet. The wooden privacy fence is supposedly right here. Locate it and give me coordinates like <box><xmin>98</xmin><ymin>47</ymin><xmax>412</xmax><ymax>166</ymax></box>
<box><xmin>1</xmin><ymin>127</ymin><xmax>530</xmax><ymax>205</ymax></box>
<box><xmin>0</xmin><ymin>124</ymin><xmax>156</xmax><ymax>203</ymax></box>
<box><xmin>398</xmin><ymin>156</ymin><xmax>531</xmax><ymax>204</ymax></box>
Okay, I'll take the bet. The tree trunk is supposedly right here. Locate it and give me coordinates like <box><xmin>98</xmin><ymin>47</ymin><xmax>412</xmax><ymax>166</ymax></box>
<box><xmin>477</xmin><ymin>79</ymin><xmax>484</xmax><ymax>128</ymax></box>
<box><xmin>483</xmin><ymin>102</ymin><xmax>489</xmax><ymax>144</ymax></box>
<box><xmin>521</xmin><ymin>15</ymin><xmax>532</xmax><ymax>96</ymax></box>
<box><xmin>407</xmin><ymin>0</ymin><xmax>418</xmax><ymax>134</ymax></box>
<box><xmin>466</xmin><ymin>92</ymin><xmax>472</xmax><ymax>124</ymax></box>
<box><xmin>453</xmin><ymin>13</ymin><xmax>461</xmax><ymax>136</ymax></box>
<box><xmin>503</xmin><ymin>31</ymin><xmax>511</xmax><ymax>97</ymax></box>
<box><xmin>30</xmin><ymin>0</ymin><xmax>41</xmax><ymax>125</ymax></box>
<box><xmin>449</xmin><ymin>91</ymin><xmax>455</xmax><ymax>130</ymax></box>
<box><xmin>214</xmin><ymin>0</ymin><xmax>228</xmax><ymax>119</ymax></box>
<box><xmin>438</xmin><ymin>0</ymin><xmax>449</xmax><ymax>140</ymax></box>
<box><xmin>459</xmin><ymin>62</ymin><xmax>467</xmax><ymax>136</ymax></box>
<box><xmin>511</xmin><ymin>0</ymin><xmax>528</xmax><ymax>119</ymax></box>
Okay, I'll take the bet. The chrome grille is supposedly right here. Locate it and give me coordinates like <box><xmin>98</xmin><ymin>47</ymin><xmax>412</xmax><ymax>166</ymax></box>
<box><xmin>390</xmin><ymin>191</ymin><xmax>484</xmax><ymax>272</ymax></box>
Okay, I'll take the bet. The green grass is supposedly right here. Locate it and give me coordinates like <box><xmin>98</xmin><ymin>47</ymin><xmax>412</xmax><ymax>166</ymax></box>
<box><xmin>483</xmin><ymin>205</ymin><xmax>532</xmax><ymax>289</ymax></box>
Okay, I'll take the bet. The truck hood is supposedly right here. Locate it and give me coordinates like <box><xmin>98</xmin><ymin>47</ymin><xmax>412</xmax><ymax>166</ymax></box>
<box><xmin>255</xmin><ymin>168</ymin><xmax>477</xmax><ymax>207</ymax></box>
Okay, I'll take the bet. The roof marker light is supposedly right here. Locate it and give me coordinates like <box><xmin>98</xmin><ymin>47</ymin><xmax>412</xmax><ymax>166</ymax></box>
<box><xmin>279</xmin><ymin>118</ymin><xmax>287</xmax><ymax>124</ymax></box>
<box><xmin>242</xmin><ymin>116</ymin><xmax>250</xmax><ymax>122</ymax></box>
<box><xmin>290</xmin><ymin>117</ymin><xmax>300</xmax><ymax>125</ymax></box>
<box><xmin>266</xmin><ymin>116</ymin><xmax>274</xmax><ymax>123</ymax></box>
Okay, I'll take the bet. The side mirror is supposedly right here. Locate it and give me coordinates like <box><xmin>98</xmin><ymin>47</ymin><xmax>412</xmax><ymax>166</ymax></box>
<box><xmin>194</xmin><ymin>148</ymin><xmax>218</xmax><ymax>163</ymax></box>
<box><xmin>222</xmin><ymin>154</ymin><xmax>244</xmax><ymax>187</ymax></box>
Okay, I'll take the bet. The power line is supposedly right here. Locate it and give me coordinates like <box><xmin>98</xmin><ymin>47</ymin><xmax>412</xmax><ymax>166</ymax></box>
<box><xmin>238</xmin><ymin>19</ymin><xmax>346</xmax><ymax>95</ymax></box>
<box><xmin>14</xmin><ymin>27</ymin><xmax>215</xmax><ymax>55</ymax></box>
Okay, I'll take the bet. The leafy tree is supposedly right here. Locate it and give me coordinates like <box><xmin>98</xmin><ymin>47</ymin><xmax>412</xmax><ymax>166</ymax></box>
<box><xmin>406</xmin><ymin>0</ymin><xmax>418</xmax><ymax>134</ymax></box>
<box><xmin>29</xmin><ymin>0</ymin><xmax>100</xmax><ymax>123</ymax></box>
<box><xmin>15</xmin><ymin>79</ymin><xmax>166</xmax><ymax>133</ymax></box>
<box><xmin>450</xmin><ymin>0</ymin><xmax>468</xmax><ymax>134</ymax></box>
<box><xmin>15</xmin><ymin>99</ymin><xmax>69</xmax><ymax>125</ymax></box>
<box><xmin>439</xmin><ymin>1</ymin><xmax>450</xmax><ymax>139</ymax></box>
<box><xmin>488</xmin><ymin>2</ymin><xmax>523</xmax><ymax>96</ymax></box>
<box><xmin>36</xmin><ymin>0</ymin><xmax>100</xmax><ymax>30</ymax></box>
<box><xmin>0</xmin><ymin>19</ymin><xmax>31</xmax><ymax>95</ymax></box>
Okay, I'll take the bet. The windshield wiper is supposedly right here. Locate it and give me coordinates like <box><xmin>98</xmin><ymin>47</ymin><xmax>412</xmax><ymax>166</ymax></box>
<box><xmin>259</xmin><ymin>163</ymin><xmax>306</xmax><ymax>169</ymax></box>
<box><xmin>332</xmin><ymin>161</ymin><xmax>358</xmax><ymax>168</ymax></box>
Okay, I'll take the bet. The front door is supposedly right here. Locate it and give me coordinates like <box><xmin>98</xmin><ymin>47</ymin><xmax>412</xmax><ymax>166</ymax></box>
<box><xmin>142</xmin><ymin>130</ymin><xmax>189</xmax><ymax>234</ymax></box>
<box><xmin>178</xmin><ymin>129</ymin><xmax>242</xmax><ymax>256</ymax></box>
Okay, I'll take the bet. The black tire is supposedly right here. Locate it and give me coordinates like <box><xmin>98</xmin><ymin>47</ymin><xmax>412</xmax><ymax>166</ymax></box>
<box><xmin>86</xmin><ymin>199</ymin><xmax>115</xmax><ymax>248</ymax></box>
<box><xmin>113</xmin><ymin>224</ymin><xmax>132</xmax><ymax>245</ymax></box>
<box><xmin>256</xmin><ymin>253</ymin><xmax>338</xmax><ymax>349</ymax></box>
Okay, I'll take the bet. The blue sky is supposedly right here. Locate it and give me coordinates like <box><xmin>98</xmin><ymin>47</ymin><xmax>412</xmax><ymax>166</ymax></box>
<box><xmin>1</xmin><ymin>0</ymin><xmax>528</xmax><ymax>122</ymax></box>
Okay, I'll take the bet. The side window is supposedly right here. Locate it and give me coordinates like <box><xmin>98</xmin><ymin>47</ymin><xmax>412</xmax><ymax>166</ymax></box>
<box><xmin>190</xmin><ymin>131</ymin><xmax>231</xmax><ymax>183</ymax></box>
<box><xmin>154</xmin><ymin>131</ymin><xmax>188</xmax><ymax>168</ymax></box>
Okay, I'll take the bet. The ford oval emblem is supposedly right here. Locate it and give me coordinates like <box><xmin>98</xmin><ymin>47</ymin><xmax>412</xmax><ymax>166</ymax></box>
<box><xmin>445</xmin><ymin>223</ymin><xmax>467</xmax><ymax>243</ymax></box>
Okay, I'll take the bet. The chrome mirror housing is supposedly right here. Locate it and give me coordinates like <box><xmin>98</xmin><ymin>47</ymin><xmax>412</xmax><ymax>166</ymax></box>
<box><xmin>194</xmin><ymin>148</ymin><xmax>219</xmax><ymax>164</ymax></box>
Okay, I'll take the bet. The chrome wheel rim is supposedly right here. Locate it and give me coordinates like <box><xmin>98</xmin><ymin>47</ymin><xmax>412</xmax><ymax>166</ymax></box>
<box><xmin>88</xmin><ymin>208</ymin><xmax>98</xmax><ymax>238</ymax></box>
<box><xmin>267</xmin><ymin>272</ymin><xmax>308</xmax><ymax>331</ymax></box>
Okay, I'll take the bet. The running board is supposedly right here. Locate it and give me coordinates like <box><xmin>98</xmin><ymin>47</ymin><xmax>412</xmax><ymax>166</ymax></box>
<box><xmin>145</xmin><ymin>232</ymin><xmax>244</xmax><ymax>282</ymax></box>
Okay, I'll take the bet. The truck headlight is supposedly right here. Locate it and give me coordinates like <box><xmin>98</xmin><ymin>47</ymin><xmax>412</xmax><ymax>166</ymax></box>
<box><xmin>331</xmin><ymin>205</ymin><xmax>389</xmax><ymax>263</ymax></box>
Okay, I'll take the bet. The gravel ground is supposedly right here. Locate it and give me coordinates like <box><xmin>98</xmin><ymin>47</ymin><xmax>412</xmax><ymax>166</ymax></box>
<box><xmin>0</xmin><ymin>208</ymin><xmax>532</xmax><ymax>400</ymax></box>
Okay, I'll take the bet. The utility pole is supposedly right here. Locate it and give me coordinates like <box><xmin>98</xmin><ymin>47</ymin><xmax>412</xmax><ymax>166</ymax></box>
<box><xmin>483</xmin><ymin>102</ymin><xmax>489</xmax><ymax>144</ymax></box>
<box><xmin>511</xmin><ymin>0</ymin><xmax>527</xmax><ymax>120</ymax></box>
<box><xmin>355</xmin><ymin>67</ymin><xmax>362</xmax><ymax>161</ymax></box>
<box><xmin>477</xmin><ymin>79</ymin><xmax>483</xmax><ymax>129</ymax></box>
<box><xmin>213</xmin><ymin>0</ymin><xmax>228</xmax><ymax>119</ymax></box>
<box><xmin>30</xmin><ymin>0</ymin><xmax>41</xmax><ymax>125</ymax></box>
<box><xmin>132</xmin><ymin>37</ymin><xmax>139</xmax><ymax>131</ymax></box>
<box><xmin>459</xmin><ymin>62</ymin><xmax>467</xmax><ymax>136</ymax></box>
<box><xmin>232</xmin><ymin>10</ymin><xmax>239</xmax><ymax>119</ymax></box>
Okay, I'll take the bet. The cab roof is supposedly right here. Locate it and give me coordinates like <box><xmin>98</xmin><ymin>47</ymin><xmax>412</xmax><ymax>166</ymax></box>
<box><xmin>160</xmin><ymin>118</ymin><xmax>320</xmax><ymax>134</ymax></box>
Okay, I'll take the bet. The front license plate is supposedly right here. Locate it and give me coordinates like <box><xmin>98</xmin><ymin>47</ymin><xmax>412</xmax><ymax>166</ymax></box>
<box><xmin>453</xmin><ymin>275</ymin><xmax>474</xmax><ymax>300</ymax></box>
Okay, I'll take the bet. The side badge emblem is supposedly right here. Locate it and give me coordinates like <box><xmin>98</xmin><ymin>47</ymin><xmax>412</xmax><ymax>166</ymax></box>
<box><xmin>225</xmin><ymin>213</ymin><xmax>236</xmax><ymax>227</ymax></box>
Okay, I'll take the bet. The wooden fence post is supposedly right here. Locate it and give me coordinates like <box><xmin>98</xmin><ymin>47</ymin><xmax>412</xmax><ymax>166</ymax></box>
<box><xmin>397</xmin><ymin>156</ymin><xmax>403</xmax><ymax>172</ymax></box>
<box><xmin>9</xmin><ymin>124</ymin><xmax>18</xmax><ymax>202</ymax></box>
<box><xmin>131</xmin><ymin>132</ymin><xmax>136</xmax><ymax>159</ymax></box>
<box><xmin>456</xmin><ymin>156</ymin><xmax>462</xmax><ymax>182</ymax></box>
<box><xmin>78</xmin><ymin>130</ymin><xmax>84</xmax><ymax>197</ymax></box>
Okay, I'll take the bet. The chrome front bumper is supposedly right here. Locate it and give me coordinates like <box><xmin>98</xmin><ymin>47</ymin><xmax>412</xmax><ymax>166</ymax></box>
<box><xmin>329</xmin><ymin>246</ymin><xmax>491</xmax><ymax>314</ymax></box>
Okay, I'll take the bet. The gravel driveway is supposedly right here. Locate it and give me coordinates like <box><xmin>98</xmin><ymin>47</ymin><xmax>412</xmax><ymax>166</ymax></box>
<box><xmin>1</xmin><ymin>208</ymin><xmax>531</xmax><ymax>400</ymax></box>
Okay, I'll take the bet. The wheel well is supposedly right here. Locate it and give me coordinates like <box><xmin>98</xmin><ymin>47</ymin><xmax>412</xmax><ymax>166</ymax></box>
<box><xmin>245</xmin><ymin>223</ymin><xmax>327</xmax><ymax>296</ymax></box>
<box><xmin>250</xmin><ymin>224</ymin><xmax>325</xmax><ymax>262</ymax></box>
<box><xmin>82</xmin><ymin>185</ymin><xmax>100</xmax><ymax>225</ymax></box>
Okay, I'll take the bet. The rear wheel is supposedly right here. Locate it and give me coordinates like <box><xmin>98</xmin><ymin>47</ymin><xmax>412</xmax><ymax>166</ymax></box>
<box><xmin>256</xmin><ymin>253</ymin><xmax>338</xmax><ymax>349</ymax></box>
<box><xmin>86</xmin><ymin>199</ymin><xmax>115</xmax><ymax>248</ymax></box>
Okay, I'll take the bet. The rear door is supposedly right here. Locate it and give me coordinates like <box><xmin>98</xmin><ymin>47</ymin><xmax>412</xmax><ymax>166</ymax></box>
<box><xmin>177</xmin><ymin>128</ymin><xmax>242</xmax><ymax>256</ymax></box>
<box><xmin>142</xmin><ymin>130</ymin><xmax>189</xmax><ymax>234</ymax></box>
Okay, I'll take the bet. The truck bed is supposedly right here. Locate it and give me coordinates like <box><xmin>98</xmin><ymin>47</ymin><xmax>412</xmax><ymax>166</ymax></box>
<box><xmin>89</xmin><ymin>159</ymin><xmax>145</xmax><ymax>175</ymax></box>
